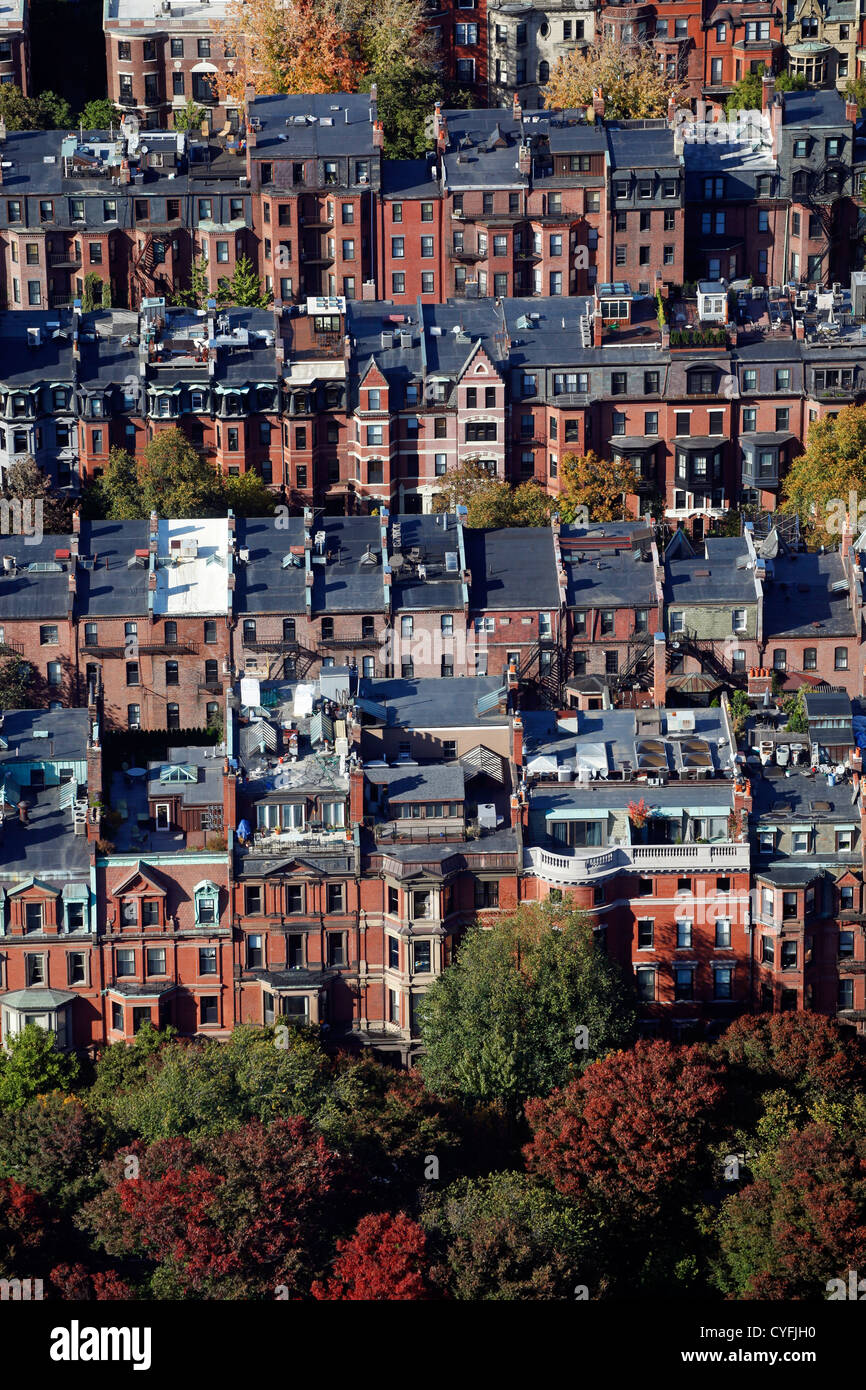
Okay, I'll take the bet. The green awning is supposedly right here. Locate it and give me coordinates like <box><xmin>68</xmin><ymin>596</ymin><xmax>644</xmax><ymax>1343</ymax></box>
<box><xmin>545</xmin><ymin>807</ymin><xmax>608</xmax><ymax>822</ymax></box>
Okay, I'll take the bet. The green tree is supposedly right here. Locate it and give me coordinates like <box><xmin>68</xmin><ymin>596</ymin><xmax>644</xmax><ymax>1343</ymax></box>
<box><xmin>421</xmin><ymin>1171</ymin><xmax>592</xmax><ymax>1300</ymax></box>
<box><xmin>81</xmin><ymin>446</ymin><xmax>141</xmax><ymax>520</ymax></box>
<box><xmin>224</xmin><ymin>469</ymin><xmax>277</xmax><ymax>516</ymax></box>
<box><xmin>0</xmin><ymin>85</ymin><xmax>73</xmax><ymax>130</ymax></box>
<box><xmin>1</xmin><ymin>453</ymin><xmax>72</xmax><ymax>532</ymax></box>
<box><xmin>78</xmin><ymin>97</ymin><xmax>121</xmax><ymax>130</ymax></box>
<box><xmin>775</xmin><ymin>70</ymin><xmax>807</xmax><ymax>92</ymax></box>
<box><xmin>81</xmin><ymin>271</ymin><xmax>103</xmax><ymax>312</ymax></box>
<box><xmin>845</xmin><ymin>74</ymin><xmax>866</xmax><ymax>114</ymax></box>
<box><xmin>725</xmin><ymin>66</ymin><xmax>764</xmax><ymax>113</ymax></box>
<box><xmin>417</xmin><ymin>902</ymin><xmax>636</xmax><ymax>1110</ymax></box>
<box><xmin>137</xmin><ymin>428</ymin><xmax>225</xmax><ymax>516</ymax></box>
<box><xmin>172</xmin><ymin>257</ymin><xmax>211</xmax><ymax>310</ymax></box>
<box><xmin>782</xmin><ymin>688</ymin><xmax>808</xmax><ymax>733</ymax></box>
<box><xmin>728</xmin><ymin>688</ymin><xmax>750</xmax><ymax>736</ymax></box>
<box><xmin>172</xmin><ymin>98</ymin><xmax>205</xmax><ymax>133</ymax></box>
<box><xmin>0</xmin><ymin>657</ymin><xmax>33</xmax><ymax>708</ymax></box>
<box><xmin>0</xmin><ymin>1025</ymin><xmax>79</xmax><ymax>1110</ymax></box>
<box><xmin>101</xmin><ymin>278</ymin><xmax>112</xmax><ymax>310</ymax></box>
<box><xmin>0</xmin><ymin>1091</ymin><xmax>107</xmax><ymax>1210</ymax></box>
<box><xmin>217</xmin><ymin>254</ymin><xmax>271</xmax><ymax>308</ymax></box>
<box><xmin>359</xmin><ymin>65</ymin><xmax>474</xmax><ymax>160</ymax></box>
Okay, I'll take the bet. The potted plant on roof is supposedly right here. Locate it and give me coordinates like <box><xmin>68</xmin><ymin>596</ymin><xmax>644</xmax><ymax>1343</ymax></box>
<box><xmin>628</xmin><ymin>797</ymin><xmax>650</xmax><ymax>841</ymax></box>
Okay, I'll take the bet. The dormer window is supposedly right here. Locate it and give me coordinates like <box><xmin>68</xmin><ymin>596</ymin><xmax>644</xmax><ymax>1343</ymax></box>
<box><xmin>193</xmin><ymin>881</ymin><xmax>220</xmax><ymax>926</ymax></box>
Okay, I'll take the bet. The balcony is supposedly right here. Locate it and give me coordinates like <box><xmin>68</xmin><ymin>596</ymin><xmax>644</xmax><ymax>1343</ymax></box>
<box><xmin>137</xmin><ymin>640</ymin><xmax>199</xmax><ymax>656</ymax></box>
<box><xmin>81</xmin><ymin>643</ymin><xmax>125</xmax><ymax>657</ymax></box>
<box><xmin>244</xmin><ymin>638</ymin><xmax>300</xmax><ymax>654</ymax></box>
<box><xmin>320</xmin><ymin>634</ymin><xmax>379</xmax><ymax>649</ymax></box>
<box><xmin>448</xmin><ymin>241</ymin><xmax>485</xmax><ymax>261</ymax></box>
<box><xmin>49</xmin><ymin>253</ymin><xmax>82</xmax><ymax>268</ymax></box>
<box><xmin>525</xmin><ymin>839</ymin><xmax>749</xmax><ymax>885</ymax></box>
<box><xmin>197</xmin><ymin>680</ymin><xmax>223</xmax><ymax>693</ymax></box>
<box><xmin>838</xmin><ymin>958</ymin><xmax>866</xmax><ymax>974</ymax></box>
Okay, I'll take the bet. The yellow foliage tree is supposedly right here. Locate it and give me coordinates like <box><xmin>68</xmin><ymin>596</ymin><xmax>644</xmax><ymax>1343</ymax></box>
<box><xmin>780</xmin><ymin>404</ymin><xmax>866</xmax><ymax>547</ymax></box>
<box><xmin>543</xmin><ymin>35</ymin><xmax>685</xmax><ymax>119</ymax></box>
<box><xmin>558</xmin><ymin>450</ymin><xmax>637</xmax><ymax>523</ymax></box>
<box><xmin>215</xmin><ymin>0</ymin><xmax>367</xmax><ymax>106</ymax></box>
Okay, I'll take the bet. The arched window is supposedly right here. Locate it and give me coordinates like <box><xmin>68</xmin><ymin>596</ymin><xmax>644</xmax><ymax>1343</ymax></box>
<box><xmin>539</xmin><ymin>60</ymin><xmax>549</xmax><ymax>83</ymax></box>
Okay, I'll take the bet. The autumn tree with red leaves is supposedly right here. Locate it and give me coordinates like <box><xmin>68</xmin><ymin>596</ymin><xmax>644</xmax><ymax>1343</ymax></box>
<box><xmin>0</xmin><ymin>1178</ymin><xmax>55</xmax><ymax>1277</ymax></box>
<box><xmin>525</xmin><ymin>1041</ymin><xmax>725</xmax><ymax>1220</ymax></box>
<box><xmin>50</xmin><ymin>1263</ymin><xmax>133</xmax><ymax>1300</ymax></box>
<box><xmin>82</xmin><ymin>1118</ymin><xmax>357</xmax><ymax>1299</ymax></box>
<box><xmin>715</xmin><ymin>1123</ymin><xmax>866</xmax><ymax>1299</ymax></box>
<box><xmin>312</xmin><ymin>1212</ymin><xmax>433</xmax><ymax>1300</ymax></box>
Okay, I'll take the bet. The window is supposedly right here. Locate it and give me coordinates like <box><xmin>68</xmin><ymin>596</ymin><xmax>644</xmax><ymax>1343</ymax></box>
<box><xmin>200</xmin><ymin>997</ymin><xmax>219</xmax><ymax>1026</ymax></box>
<box><xmin>835</xmin><ymin>647</ymin><xmax>849</xmax><ymax>670</ymax></box>
<box><xmin>199</xmin><ymin>947</ymin><xmax>217</xmax><ymax>975</ymax></box>
<box><xmin>732</xmin><ymin>608</ymin><xmax>747</xmax><ymax>633</ymax></box>
<box><xmin>636</xmin><ymin>966</ymin><xmax>655</xmax><ymax>1002</ymax></box>
<box><xmin>715</xmin><ymin>919</ymin><xmax>732</xmax><ymax>948</ymax></box>
<box><xmin>714</xmin><ymin>967</ymin><xmax>733</xmax><ymax>1000</ymax></box>
<box><xmin>637</xmin><ymin>919</ymin><xmax>654</xmax><ymax>949</ymax></box>
<box><xmin>326</xmin><ymin>883</ymin><xmax>345</xmax><ymax>914</ymax></box>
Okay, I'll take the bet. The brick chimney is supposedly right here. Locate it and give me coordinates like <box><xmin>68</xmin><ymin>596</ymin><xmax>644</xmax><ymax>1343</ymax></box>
<box><xmin>733</xmin><ymin>777</ymin><xmax>752</xmax><ymax>837</ymax></box>
<box><xmin>761</xmin><ymin>72</ymin><xmax>776</xmax><ymax>111</ymax></box>
<box><xmin>592</xmin><ymin>88</ymin><xmax>605</xmax><ymax>121</ymax></box>
<box><xmin>846</xmin><ymin>98</ymin><xmax>859</xmax><ymax>125</ymax></box>
<box><xmin>512</xmin><ymin>91</ymin><xmax>522</xmax><ymax>123</ymax></box>
<box><xmin>222</xmin><ymin>759</ymin><xmax>236</xmax><ymax>834</ymax></box>
<box><xmin>512</xmin><ymin>714</ymin><xmax>523</xmax><ymax>773</ymax></box>
<box><xmin>244</xmin><ymin>81</ymin><xmax>255</xmax><ymax>115</ymax></box>
<box><xmin>72</xmin><ymin>508</ymin><xmax>81</xmax><ymax>536</ymax></box>
<box><xmin>652</xmin><ymin>631</ymin><xmax>666</xmax><ymax>708</ymax></box>
<box><xmin>842</xmin><ymin>508</ymin><xmax>853</xmax><ymax>560</ymax></box>
<box><xmin>518</xmin><ymin>142</ymin><xmax>531</xmax><ymax>175</ymax></box>
<box><xmin>667</xmin><ymin>91</ymin><xmax>678</xmax><ymax>128</ymax></box>
<box><xmin>349</xmin><ymin>764</ymin><xmax>364</xmax><ymax>824</ymax></box>
<box><xmin>593</xmin><ymin>313</ymin><xmax>603</xmax><ymax>347</ymax></box>
<box><xmin>372</xmin><ymin>120</ymin><xmax>384</xmax><ymax>150</ymax></box>
<box><xmin>747</xmin><ymin>666</ymin><xmax>773</xmax><ymax>698</ymax></box>
<box><xmin>434</xmin><ymin>102</ymin><xmax>448</xmax><ymax>153</ymax></box>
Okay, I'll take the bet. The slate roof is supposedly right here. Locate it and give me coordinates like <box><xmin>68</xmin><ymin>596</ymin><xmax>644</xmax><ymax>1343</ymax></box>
<box><xmin>565</xmin><ymin>548</ymin><xmax>658</xmax><ymax>609</ymax></box>
<box><xmin>359</xmin><ymin>677</ymin><xmax>508</xmax><ymax>727</ymax></box>
<box><xmin>247</xmin><ymin>93</ymin><xmax>378</xmax><ymax>158</ymax></box>
<box><xmin>365</xmin><ymin>764</ymin><xmax>465</xmax><ymax>802</ymax></box>
<box><xmin>464</xmin><ymin>526</ymin><xmax>560</xmax><ymax>610</ymax></box>
<box><xmin>762</xmin><ymin>551</ymin><xmax>856</xmax><ymax>640</ymax></box>
<box><xmin>665</xmin><ymin>537</ymin><xmax>759</xmax><ymax>605</ymax></box>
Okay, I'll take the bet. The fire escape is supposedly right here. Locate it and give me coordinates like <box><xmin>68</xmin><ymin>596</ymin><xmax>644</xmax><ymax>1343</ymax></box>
<box><xmin>801</xmin><ymin>161</ymin><xmax>847</xmax><ymax>284</ymax></box>
<box><xmin>607</xmin><ymin>631</ymin><xmax>655</xmax><ymax>699</ymax></box>
<box><xmin>668</xmin><ymin>628</ymin><xmax>748</xmax><ymax>688</ymax></box>
<box><xmin>519</xmin><ymin>639</ymin><xmax>563</xmax><ymax>708</ymax></box>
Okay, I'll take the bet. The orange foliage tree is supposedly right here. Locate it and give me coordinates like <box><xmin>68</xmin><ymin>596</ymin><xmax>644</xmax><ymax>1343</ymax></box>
<box><xmin>215</xmin><ymin>0</ymin><xmax>367</xmax><ymax>106</ymax></box>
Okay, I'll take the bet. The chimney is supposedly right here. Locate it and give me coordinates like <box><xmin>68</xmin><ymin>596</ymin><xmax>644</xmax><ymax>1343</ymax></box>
<box><xmin>17</xmin><ymin>800</ymin><xmax>28</xmax><ymax>824</ymax></box>
<box><xmin>733</xmin><ymin>777</ymin><xmax>752</xmax><ymax>831</ymax></box>
<box><xmin>434</xmin><ymin>102</ymin><xmax>448</xmax><ymax>153</ymax></box>
<box><xmin>593</xmin><ymin>313</ymin><xmax>602</xmax><ymax>347</ymax></box>
<box><xmin>244</xmin><ymin>81</ymin><xmax>256</xmax><ymax>115</ymax></box>
<box><xmin>795</xmin><ymin>315</ymin><xmax>805</xmax><ymax>340</ymax></box>
<box><xmin>667</xmin><ymin>91</ymin><xmax>678</xmax><ymax>128</ymax></box>
<box><xmin>372</xmin><ymin>119</ymin><xmax>384</xmax><ymax>150</ymax></box>
<box><xmin>512</xmin><ymin>714</ymin><xmax>523</xmax><ymax>773</ymax></box>
<box><xmin>518</xmin><ymin>142</ymin><xmax>531</xmax><ymax>175</ymax></box>
<box><xmin>349</xmin><ymin>764</ymin><xmax>364</xmax><ymax>824</ymax></box>
<box><xmin>846</xmin><ymin>98</ymin><xmax>859</xmax><ymax>125</ymax></box>
<box><xmin>652</xmin><ymin>631</ymin><xmax>666</xmax><ymax>708</ymax></box>
<box><xmin>222</xmin><ymin>759</ymin><xmax>236</xmax><ymax>835</ymax></box>
<box><xmin>842</xmin><ymin>509</ymin><xmax>853</xmax><ymax>560</ymax></box>
<box><xmin>513</xmin><ymin>91</ymin><xmax>522</xmax><ymax>123</ymax></box>
<box><xmin>72</xmin><ymin>508</ymin><xmax>81</xmax><ymax>536</ymax></box>
<box><xmin>761</xmin><ymin>72</ymin><xmax>775</xmax><ymax>111</ymax></box>
<box><xmin>592</xmin><ymin>88</ymin><xmax>605</xmax><ymax>120</ymax></box>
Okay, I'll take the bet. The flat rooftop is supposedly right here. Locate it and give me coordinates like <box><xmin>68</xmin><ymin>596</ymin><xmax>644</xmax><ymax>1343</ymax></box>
<box><xmin>105</xmin><ymin>0</ymin><xmax>230</xmax><ymax>24</ymax></box>
<box><xmin>154</xmin><ymin>519</ymin><xmax>231</xmax><ymax>617</ymax></box>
